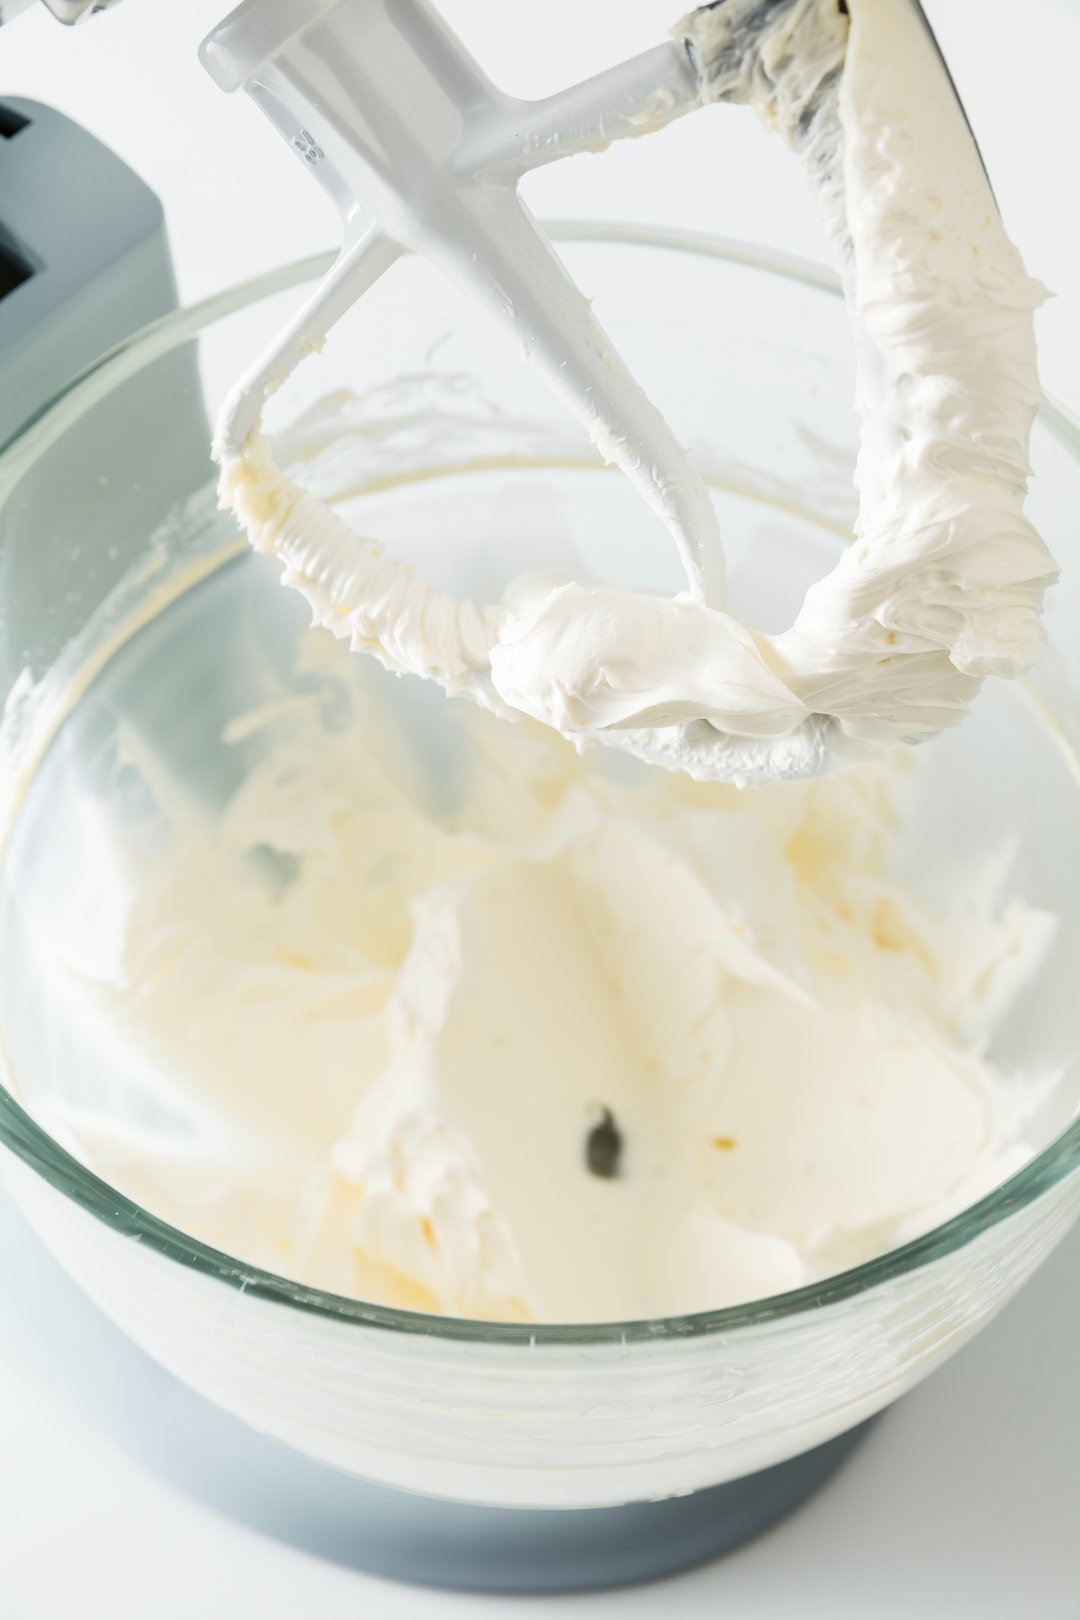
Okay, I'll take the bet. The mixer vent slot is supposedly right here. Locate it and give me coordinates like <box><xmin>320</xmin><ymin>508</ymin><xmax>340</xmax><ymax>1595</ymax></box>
<box><xmin>0</xmin><ymin>103</ymin><xmax>31</xmax><ymax>140</ymax></box>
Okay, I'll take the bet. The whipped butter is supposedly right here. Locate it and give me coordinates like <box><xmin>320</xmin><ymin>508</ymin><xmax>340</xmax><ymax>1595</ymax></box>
<box><xmin>52</xmin><ymin>633</ymin><xmax>1052</xmax><ymax>1323</ymax></box>
<box><xmin>37</xmin><ymin>0</ymin><xmax>1059</xmax><ymax>1324</ymax></box>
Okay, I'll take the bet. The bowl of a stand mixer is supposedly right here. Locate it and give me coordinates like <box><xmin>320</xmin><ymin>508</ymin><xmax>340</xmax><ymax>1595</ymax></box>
<box><xmin>0</xmin><ymin>231</ymin><xmax>1079</xmax><ymax>1563</ymax></box>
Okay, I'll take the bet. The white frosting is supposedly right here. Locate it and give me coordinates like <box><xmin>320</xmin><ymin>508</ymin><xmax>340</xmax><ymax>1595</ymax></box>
<box><xmin>216</xmin><ymin>0</ymin><xmax>1055</xmax><ymax>785</ymax></box>
<box><xmin>144</xmin><ymin>0</ymin><xmax>1061</xmax><ymax>1321</ymax></box>
<box><xmin>50</xmin><ymin>635</ymin><xmax>1053</xmax><ymax>1323</ymax></box>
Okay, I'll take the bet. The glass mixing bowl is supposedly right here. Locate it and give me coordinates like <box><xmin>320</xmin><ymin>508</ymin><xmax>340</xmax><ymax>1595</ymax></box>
<box><xmin>1</xmin><ymin>226</ymin><xmax>1079</xmax><ymax>1517</ymax></box>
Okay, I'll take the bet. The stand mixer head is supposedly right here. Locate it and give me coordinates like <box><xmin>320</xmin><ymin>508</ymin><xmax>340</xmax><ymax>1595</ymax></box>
<box><xmin>200</xmin><ymin>0</ymin><xmax>1055</xmax><ymax>784</ymax></box>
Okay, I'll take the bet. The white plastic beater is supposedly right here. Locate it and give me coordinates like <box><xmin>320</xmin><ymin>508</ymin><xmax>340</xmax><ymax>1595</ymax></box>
<box><xmin>201</xmin><ymin>0</ymin><xmax>724</xmax><ymax>607</ymax></box>
<box><xmin>200</xmin><ymin>0</ymin><xmax>1054</xmax><ymax>784</ymax></box>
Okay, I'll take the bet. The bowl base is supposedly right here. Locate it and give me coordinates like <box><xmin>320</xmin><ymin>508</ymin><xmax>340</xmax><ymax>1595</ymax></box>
<box><xmin>328</xmin><ymin>1425</ymin><xmax>871</xmax><ymax>1592</ymax></box>
<box><xmin>1</xmin><ymin>1190</ymin><xmax>872</xmax><ymax>1591</ymax></box>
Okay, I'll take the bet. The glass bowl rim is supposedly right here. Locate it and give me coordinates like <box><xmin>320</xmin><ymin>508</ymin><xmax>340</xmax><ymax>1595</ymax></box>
<box><xmin>1</xmin><ymin>220</ymin><xmax>1079</xmax><ymax>1349</ymax></box>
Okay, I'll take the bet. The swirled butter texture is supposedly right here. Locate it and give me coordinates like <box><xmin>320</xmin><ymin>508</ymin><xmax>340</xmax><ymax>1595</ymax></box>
<box><xmin>54</xmin><ymin>634</ymin><xmax>1052</xmax><ymax>1323</ymax></box>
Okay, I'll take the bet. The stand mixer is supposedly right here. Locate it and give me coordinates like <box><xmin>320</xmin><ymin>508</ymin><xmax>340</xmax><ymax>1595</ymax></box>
<box><xmin>2</xmin><ymin>0</ymin><xmax>1078</xmax><ymax>1597</ymax></box>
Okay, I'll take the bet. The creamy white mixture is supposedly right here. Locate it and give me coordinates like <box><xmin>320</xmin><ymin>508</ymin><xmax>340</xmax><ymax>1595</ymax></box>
<box><xmin>52</xmin><ymin>633</ymin><xmax>1052</xmax><ymax>1322</ymax></box>
<box><xmin>41</xmin><ymin>0</ymin><xmax>1057</xmax><ymax>1324</ymax></box>
<box><xmin>217</xmin><ymin>0</ymin><xmax>1055</xmax><ymax>785</ymax></box>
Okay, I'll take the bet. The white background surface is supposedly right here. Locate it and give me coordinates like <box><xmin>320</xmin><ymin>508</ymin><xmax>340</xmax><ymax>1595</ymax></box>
<box><xmin>2</xmin><ymin>1</ymin><xmax>1080</xmax><ymax>1615</ymax></box>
